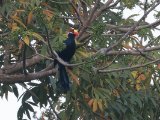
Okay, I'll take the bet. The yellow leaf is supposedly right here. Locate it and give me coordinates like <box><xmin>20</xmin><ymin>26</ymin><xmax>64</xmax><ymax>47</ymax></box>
<box><xmin>11</xmin><ymin>23</ymin><xmax>20</xmax><ymax>31</ymax></box>
<box><xmin>32</xmin><ymin>32</ymin><xmax>43</xmax><ymax>40</ymax></box>
<box><xmin>27</xmin><ymin>11</ymin><xmax>33</xmax><ymax>25</ymax></box>
<box><xmin>136</xmin><ymin>79</ymin><xmax>141</xmax><ymax>83</ymax></box>
<box><xmin>135</xmin><ymin>83</ymin><xmax>141</xmax><ymax>91</ymax></box>
<box><xmin>23</xmin><ymin>36</ymin><xmax>30</xmax><ymax>45</ymax></box>
<box><xmin>97</xmin><ymin>99</ymin><xmax>103</xmax><ymax>111</ymax></box>
<box><xmin>122</xmin><ymin>43</ymin><xmax>132</xmax><ymax>49</ymax></box>
<box><xmin>88</xmin><ymin>99</ymin><xmax>94</xmax><ymax>107</ymax></box>
<box><xmin>92</xmin><ymin>99</ymin><xmax>98</xmax><ymax>112</ymax></box>
<box><xmin>138</xmin><ymin>74</ymin><xmax>146</xmax><ymax>81</ymax></box>
<box><xmin>16</xmin><ymin>9</ymin><xmax>25</xmax><ymax>13</ymax></box>
<box><xmin>26</xmin><ymin>31</ymin><xmax>46</xmax><ymax>44</ymax></box>
<box><xmin>131</xmin><ymin>71</ymin><xmax>138</xmax><ymax>78</ymax></box>
<box><xmin>10</xmin><ymin>16</ymin><xmax>27</xmax><ymax>29</ymax></box>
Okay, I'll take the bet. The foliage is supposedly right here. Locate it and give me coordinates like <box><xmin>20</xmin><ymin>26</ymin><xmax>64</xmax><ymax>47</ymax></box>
<box><xmin>1</xmin><ymin>0</ymin><xmax>160</xmax><ymax>120</ymax></box>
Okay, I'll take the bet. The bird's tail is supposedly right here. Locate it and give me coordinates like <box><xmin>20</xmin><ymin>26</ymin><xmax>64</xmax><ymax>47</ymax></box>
<box><xmin>57</xmin><ymin>64</ymin><xmax>70</xmax><ymax>91</ymax></box>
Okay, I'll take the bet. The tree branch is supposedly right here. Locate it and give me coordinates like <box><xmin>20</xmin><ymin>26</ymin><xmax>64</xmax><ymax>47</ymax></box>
<box><xmin>78</xmin><ymin>0</ymin><xmax>100</xmax><ymax>38</ymax></box>
<box><xmin>69</xmin><ymin>0</ymin><xmax>83</xmax><ymax>26</ymax></box>
<box><xmin>0</xmin><ymin>69</ymin><xmax>56</xmax><ymax>84</ymax></box>
<box><xmin>80</xmin><ymin>0</ymin><xmax>88</xmax><ymax>21</ymax></box>
<box><xmin>96</xmin><ymin>58</ymin><xmax>160</xmax><ymax>73</ymax></box>
<box><xmin>90</xmin><ymin>0</ymin><xmax>114</xmax><ymax>22</ymax></box>
<box><xmin>2</xmin><ymin>54</ymin><xmax>44</xmax><ymax>74</ymax></box>
<box><xmin>105</xmin><ymin>19</ymin><xmax>160</xmax><ymax>32</ymax></box>
<box><xmin>103</xmin><ymin>45</ymin><xmax>160</xmax><ymax>56</ymax></box>
<box><xmin>97</xmin><ymin>0</ymin><xmax>160</xmax><ymax>54</ymax></box>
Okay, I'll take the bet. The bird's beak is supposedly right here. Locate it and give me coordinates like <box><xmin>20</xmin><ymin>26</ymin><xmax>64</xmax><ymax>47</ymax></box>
<box><xmin>73</xmin><ymin>30</ymin><xmax>79</xmax><ymax>37</ymax></box>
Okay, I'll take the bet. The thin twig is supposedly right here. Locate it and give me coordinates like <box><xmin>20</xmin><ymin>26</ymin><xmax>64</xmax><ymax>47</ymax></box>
<box><xmin>98</xmin><ymin>58</ymin><xmax>160</xmax><ymax>73</ymax></box>
<box><xmin>95</xmin><ymin>51</ymin><xmax>120</xmax><ymax>71</ymax></box>
<box><xmin>103</xmin><ymin>45</ymin><xmax>160</xmax><ymax>56</ymax></box>
<box><xmin>69</xmin><ymin>0</ymin><xmax>83</xmax><ymax>26</ymax></box>
<box><xmin>49</xmin><ymin>0</ymin><xmax>69</xmax><ymax>4</ymax></box>
<box><xmin>134</xmin><ymin>47</ymin><xmax>154</xmax><ymax>61</ymax></box>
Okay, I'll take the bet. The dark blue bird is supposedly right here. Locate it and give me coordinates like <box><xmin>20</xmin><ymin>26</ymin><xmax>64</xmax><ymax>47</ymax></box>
<box><xmin>54</xmin><ymin>28</ymin><xmax>78</xmax><ymax>91</ymax></box>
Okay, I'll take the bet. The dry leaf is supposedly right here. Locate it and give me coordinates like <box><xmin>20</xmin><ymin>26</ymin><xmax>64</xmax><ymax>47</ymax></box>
<box><xmin>92</xmin><ymin>99</ymin><xmax>98</xmax><ymax>112</ymax></box>
<box><xmin>97</xmin><ymin>99</ymin><xmax>103</xmax><ymax>111</ymax></box>
<box><xmin>88</xmin><ymin>99</ymin><xmax>94</xmax><ymax>107</ymax></box>
<box><xmin>27</xmin><ymin>11</ymin><xmax>33</xmax><ymax>25</ymax></box>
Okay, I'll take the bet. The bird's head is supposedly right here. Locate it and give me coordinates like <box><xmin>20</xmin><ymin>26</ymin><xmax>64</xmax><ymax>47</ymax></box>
<box><xmin>68</xmin><ymin>28</ymin><xmax>79</xmax><ymax>37</ymax></box>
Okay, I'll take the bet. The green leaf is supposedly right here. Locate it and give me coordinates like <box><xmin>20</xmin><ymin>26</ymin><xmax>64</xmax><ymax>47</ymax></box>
<box><xmin>27</xmin><ymin>101</ymin><xmax>37</xmax><ymax>106</ymax></box>
<box><xmin>149</xmin><ymin>97</ymin><xmax>157</xmax><ymax>108</ymax></box>
<box><xmin>127</xmin><ymin>14</ymin><xmax>139</xmax><ymax>20</ymax></box>
<box><xmin>122</xmin><ymin>0</ymin><xmax>139</xmax><ymax>9</ymax></box>
<box><xmin>134</xmin><ymin>95</ymin><xmax>142</xmax><ymax>108</ymax></box>
<box><xmin>12</xmin><ymin>85</ymin><xmax>19</xmax><ymax>98</ymax></box>
<box><xmin>1</xmin><ymin>84</ymin><xmax>12</xmax><ymax>100</ymax></box>
<box><xmin>25</xmin><ymin>109</ymin><xmax>31</xmax><ymax>120</ymax></box>
<box><xmin>58</xmin><ymin>111</ymin><xmax>66</xmax><ymax>120</ymax></box>
<box><xmin>22</xmin><ymin>92</ymin><xmax>31</xmax><ymax>103</ymax></box>
<box><xmin>17</xmin><ymin>106</ymin><xmax>24</xmax><ymax>120</ymax></box>
<box><xmin>40</xmin><ymin>44</ymin><xmax>48</xmax><ymax>55</ymax></box>
<box><xmin>24</xmin><ymin>102</ymin><xmax>34</xmax><ymax>112</ymax></box>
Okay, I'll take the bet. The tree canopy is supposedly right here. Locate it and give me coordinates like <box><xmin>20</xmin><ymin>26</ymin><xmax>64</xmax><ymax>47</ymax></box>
<box><xmin>1</xmin><ymin>0</ymin><xmax>160</xmax><ymax>120</ymax></box>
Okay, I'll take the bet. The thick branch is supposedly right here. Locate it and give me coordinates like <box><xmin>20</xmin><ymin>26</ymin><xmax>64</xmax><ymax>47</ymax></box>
<box><xmin>90</xmin><ymin>0</ymin><xmax>114</xmax><ymax>22</ymax></box>
<box><xmin>80</xmin><ymin>0</ymin><xmax>88</xmax><ymax>21</ymax></box>
<box><xmin>2</xmin><ymin>54</ymin><xmax>44</xmax><ymax>74</ymax></box>
<box><xmin>0</xmin><ymin>69</ymin><xmax>56</xmax><ymax>84</ymax></box>
<box><xmin>78</xmin><ymin>0</ymin><xmax>100</xmax><ymax>38</ymax></box>
<box><xmin>70</xmin><ymin>0</ymin><xmax>83</xmax><ymax>25</ymax></box>
<box><xmin>78</xmin><ymin>0</ymin><xmax>116</xmax><ymax>41</ymax></box>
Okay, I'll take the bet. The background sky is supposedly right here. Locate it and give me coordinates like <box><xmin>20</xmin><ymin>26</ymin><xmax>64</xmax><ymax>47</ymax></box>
<box><xmin>0</xmin><ymin>92</ymin><xmax>21</xmax><ymax>120</ymax></box>
<box><xmin>1</xmin><ymin>1</ymin><xmax>160</xmax><ymax>120</ymax></box>
<box><xmin>0</xmin><ymin>86</ymin><xmax>45</xmax><ymax>120</ymax></box>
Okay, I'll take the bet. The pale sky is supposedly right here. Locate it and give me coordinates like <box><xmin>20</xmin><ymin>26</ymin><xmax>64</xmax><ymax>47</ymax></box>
<box><xmin>0</xmin><ymin>85</ymin><xmax>44</xmax><ymax>120</ymax></box>
<box><xmin>0</xmin><ymin>92</ymin><xmax>21</xmax><ymax>120</ymax></box>
<box><xmin>1</xmin><ymin>1</ymin><xmax>160</xmax><ymax>120</ymax></box>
